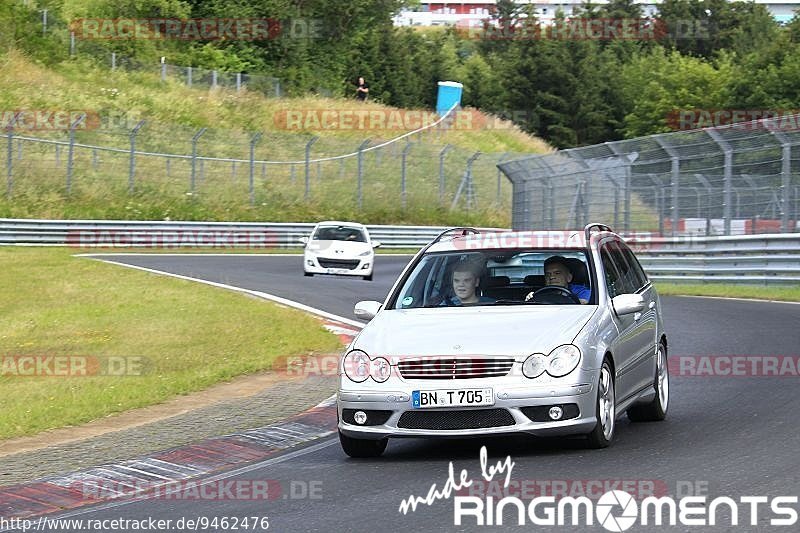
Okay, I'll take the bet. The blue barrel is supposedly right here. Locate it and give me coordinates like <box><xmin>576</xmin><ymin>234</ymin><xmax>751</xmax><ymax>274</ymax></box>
<box><xmin>436</xmin><ymin>81</ymin><xmax>463</xmax><ymax>116</ymax></box>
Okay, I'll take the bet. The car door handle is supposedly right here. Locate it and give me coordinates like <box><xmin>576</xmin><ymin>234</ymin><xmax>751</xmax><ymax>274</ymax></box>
<box><xmin>633</xmin><ymin>312</ymin><xmax>642</xmax><ymax>321</ymax></box>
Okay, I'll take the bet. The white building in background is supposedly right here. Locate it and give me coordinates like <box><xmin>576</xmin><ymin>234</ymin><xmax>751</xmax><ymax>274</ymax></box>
<box><xmin>393</xmin><ymin>1</ymin><xmax>799</xmax><ymax>26</ymax></box>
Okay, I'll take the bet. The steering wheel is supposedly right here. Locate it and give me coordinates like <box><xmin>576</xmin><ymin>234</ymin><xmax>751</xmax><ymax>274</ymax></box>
<box><xmin>530</xmin><ymin>285</ymin><xmax>581</xmax><ymax>305</ymax></box>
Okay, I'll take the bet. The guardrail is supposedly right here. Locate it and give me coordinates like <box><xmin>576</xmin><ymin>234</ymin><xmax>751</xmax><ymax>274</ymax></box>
<box><xmin>2</xmin><ymin>219</ymin><xmax>798</xmax><ymax>284</ymax></box>
<box><xmin>0</xmin><ymin>218</ymin><xmax>491</xmax><ymax>249</ymax></box>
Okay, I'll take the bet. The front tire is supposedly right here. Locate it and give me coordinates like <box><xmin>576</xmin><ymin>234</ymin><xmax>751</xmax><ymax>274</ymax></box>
<box><xmin>304</xmin><ymin>271</ymin><xmax>313</xmax><ymax>277</ymax></box>
<box><xmin>586</xmin><ymin>359</ymin><xmax>615</xmax><ymax>449</ymax></box>
<box><xmin>363</xmin><ymin>273</ymin><xmax>373</xmax><ymax>281</ymax></box>
<box><xmin>338</xmin><ymin>431</ymin><xmax>387</xmax><ymax>458</ymax></box>
<box><xmin>627</xmin><ymin>342</ymin><xmax>669</xmax><ymax>422</ymax></box>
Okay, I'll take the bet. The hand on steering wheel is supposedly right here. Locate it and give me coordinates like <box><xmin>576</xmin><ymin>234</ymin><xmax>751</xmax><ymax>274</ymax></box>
<box><xmin>525</xmin><ymin>285</ymin><xmax>581</xmax><ymax>304</ymax></box>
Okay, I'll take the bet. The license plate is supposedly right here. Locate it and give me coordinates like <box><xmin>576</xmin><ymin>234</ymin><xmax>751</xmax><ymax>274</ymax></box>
<box><xmin>412</xmin><ymin>388</ymin><xmax>494</xmax><ymax>409</ymax></box>
<box><xmin>327</xmin><ymin>268</ymin><xmax>350</xmax><ymax>275</ymax></box>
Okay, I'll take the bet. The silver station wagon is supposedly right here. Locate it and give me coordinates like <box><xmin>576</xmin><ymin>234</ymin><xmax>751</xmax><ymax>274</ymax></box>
<box><xmin>337</xmin><ymin>224</ymin><xmax>669</xmax><ymax>457</ymax></box>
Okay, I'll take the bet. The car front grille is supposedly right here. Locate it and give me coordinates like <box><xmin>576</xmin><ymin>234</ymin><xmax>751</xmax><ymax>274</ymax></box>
<box><xmin>397</xmin><ymin>357</ymin><xmax>514</xmax><ymax>380</ymax></box>
<box><xmin>318</xmin><ymin>258</ymin><xmax>360</xmax><ymax>270</ymax></box>
<box><xmin>397</xmin><ymin>408</ymin><xmax>515</xmax><ymax>430</ymax></box>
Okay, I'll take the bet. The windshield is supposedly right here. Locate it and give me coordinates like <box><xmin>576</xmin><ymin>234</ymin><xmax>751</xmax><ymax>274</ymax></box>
<box><xmin>391</xmin><ymin>250</ymin><xmax>594</xmax><ymax>309</ymax></box>
<box><xmin>312</xmin><ymin>226</ymin><xmax>366</xmax><ymax>243</ymax></box>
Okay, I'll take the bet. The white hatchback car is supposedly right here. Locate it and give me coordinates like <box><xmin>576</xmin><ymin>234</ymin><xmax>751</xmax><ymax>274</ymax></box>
<box><xmin>337</xmin><ymin>224</ymin><xmax>669</xmax><ymax>457</ymax></box>
<box><xmin>302</xmin><ymin>221</ymin><xmax>381</xmax><ymax>281</ymax></box>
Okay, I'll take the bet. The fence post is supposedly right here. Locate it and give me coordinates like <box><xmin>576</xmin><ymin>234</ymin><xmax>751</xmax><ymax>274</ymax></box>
<box><xmin>111</xmin><ymin>52</ymin><xmax>116</xmax><ymax>71</ymax></box>
<box><xmin>439</xmin><ymin>144</ymin><xmax>451</xmax><ymax>205</ymax></box>
<box><xmin>357</xmin><ymin>139</ymin><xmax>371</xmax><ymax>210</ymax></box>
<box><xmin>304</xmin><ymin>136</ymin><xmax>319</xmax><ymax>200</ymax></box>
<box><xmin>190</xmin><ymin>128</ymin><xmax>207</xmax><ymax>194</ymax></box>
<box><xmin>654</xmin><ymin>137</ymin><xmax>680</xmax><ymax>236</ymax></box>
<box><xmin>70</xmin><ymin>31</ymin><xmax>75</xmax><ymax>56</ymax></box>
<box><xmin>187</xmin><ymin>66</ymin><xmax>192</xmax><ymax>88</ymax></box>
<box><xmin>707</xmin><ymin>130</ymin><xmax>733</xmax><ymax>235</ymax></box>
<box><xmin>451</xmin><ymin>152</ymin><xmax>481</xmax><ymax>211</ymax></box>
<box><xmin>212</xmin><ymin>70</ymin><xmax>218</xmax><ymax>89</ymax></box>
<box><xmin>771</xmin><ymin>131</ymin><xmax>793</xmax><ymax>233</ymax></box>
<box><xmin>401</xmin><ymin>141</ymin><xmax>413</xmax><ymax>209</ymax></box>
<box><xmin>161</xmin><ymin>60</ymin><xmax>167</xmax><ymax>82</ymax></box>
<box><xmin>6</xmin><ymin>117</ymin><xmax>16</xmax><ymax>197</ymax></box>
<box><xmin>249</xmin><ymin>132</ymin><xmax>262</xmax><ymax>206</ymax></box>
<box><xmin>236</xmin><ymin>73</ymin><xmax>242</xmax><ymax>92</ymax></box>
<box><xmin>41</xmin><ymin>8</ymin><xmax>47</xmax><ymax>35</ymax></box>
<box><xmin>496</xmin><ymin>152</ymin><xmax>509</xmax><ymax>205</ymax></box>
<box><xmin>65</xmin><ymin>114</ymin><xmax>86</xmax><ymax>195</ymax></box>
<box><xmin>128</xmin><ymin>120</ymin><xmax>145</xmax><ymax>193</ymax></box>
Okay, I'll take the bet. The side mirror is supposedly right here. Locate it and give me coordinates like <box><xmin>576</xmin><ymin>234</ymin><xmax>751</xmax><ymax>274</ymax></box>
<box><xmin>371</xmin><ymin>240</ymin><xmax>382</xmax><ymax>248</ymax></box>
<box><xmin>299</xmin><ymin>236</ymin><xmax>309</xmax><ymax>245</ymax></box>
<box><xmin>611</xmin><ymin>294</ymin><xmax>645</xmax><ymax>316</ymax></box>
<box><xmin>354</xmin><ymin>300</ymin><xmax>382</xmax><ymax>320</ymax></box>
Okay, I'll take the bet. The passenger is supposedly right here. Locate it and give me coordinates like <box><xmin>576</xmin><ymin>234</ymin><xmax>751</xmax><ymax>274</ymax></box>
<box><xmin>441</xmin><ymin>259</ymin><xmax>495</xmax><ymax>306</ymax></box>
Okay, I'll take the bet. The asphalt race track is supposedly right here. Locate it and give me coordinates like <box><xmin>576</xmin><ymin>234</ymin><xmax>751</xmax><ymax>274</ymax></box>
<box><xmin>25</xmin><ymin>254</ymin><xmax>800</xmax><ymax>532</ymax></box>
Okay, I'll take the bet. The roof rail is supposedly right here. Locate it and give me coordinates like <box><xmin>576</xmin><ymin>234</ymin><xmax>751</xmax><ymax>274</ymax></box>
<box><xmin>430</xmin><ymin>227</ymin><xmax>481</xmax><ymax>245</ymax></box>
<box><xmin>584</xmin><ymin>223</ymin><xmax>613</xmax><ymax>243</ymax></box>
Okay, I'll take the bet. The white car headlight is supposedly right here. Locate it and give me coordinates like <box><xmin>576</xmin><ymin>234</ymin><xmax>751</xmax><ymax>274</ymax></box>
<box><xmin>343</xmin><ymin>350</ymin><xmax>370</xmax><ymax>383</ymax></box>
<box><xmin>547</xmin><ymin>344</ymin><xmax>582</xmax><ymax>377</ymax></box>
<box><xmin>370</xmin><ymin>357</ymin><xmax>391</xmax><ymax>382</ymax></box>
<box><xmin>522</xmin><ymin>354</ymin><xmax>547</xmax><ymax>378</ymax></box>
<box><xmin>358</xmin><ymin>250</ymin><xmax>372</xmax><ymax>257</ymax></box>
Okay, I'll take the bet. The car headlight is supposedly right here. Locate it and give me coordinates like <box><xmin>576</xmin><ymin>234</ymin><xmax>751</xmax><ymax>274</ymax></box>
<box><xmin>522</xmin><ymin>354</ymin><xmax>547</xmax><ymax>378</ymax></box>
<box><xmin>547</xmin><ymin>344</ymin><xmax>581</xmax><ymax>377</ymax></box>
<box><xmin>370</xmin><ymin>357</ymin><xmax>391</xmax><ymax>382</ymax></box>
<box><xmin>343</xmin><ymin>350</ymin><xmax>370</xmax><ymax>383</ymax></box>
<box><xmin>358</xmin><ymin>250</ymin><xmax>372</xmax><ymax>257</ymax></box>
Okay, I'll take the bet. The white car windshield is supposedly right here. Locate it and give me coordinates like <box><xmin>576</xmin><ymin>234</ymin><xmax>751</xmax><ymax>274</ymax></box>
<box><xmin>392</xmin><ymin>250</ymin><xmax>593</xmax><ymax>309</ymax></box>
<box><xmin>312</xmin><ymin>226</ymin><xmax>366</xmax><ymax>243</ymax></box>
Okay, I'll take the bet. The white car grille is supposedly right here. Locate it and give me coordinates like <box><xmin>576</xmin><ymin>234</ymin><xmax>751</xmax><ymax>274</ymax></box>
<box><xmin>397</xmin><ymin>356</ymin><xmax>514</xmax><ymax>380</ymax></box>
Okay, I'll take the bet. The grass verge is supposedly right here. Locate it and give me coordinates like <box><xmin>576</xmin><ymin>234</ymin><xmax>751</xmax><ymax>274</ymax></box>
<box><xmin>655</xmin><ymin>283</ymin><xmax>800</xmax><ymax>302</ymax></box>
<box><xmin>0</xmin><ymin>247</ymin><xmax>343</xmax><ymax>440</ymax></box>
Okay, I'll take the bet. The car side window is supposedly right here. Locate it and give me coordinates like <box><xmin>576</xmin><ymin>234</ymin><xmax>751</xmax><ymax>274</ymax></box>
<box><xmin>607</xmin><ymin>240</ymin><xmax>641</xmax><ymax>294</ymax></box>
<box><xmin>620</xmin><ymin>243</ymin><xmax>649</xmax><ymax>288</ymax></box>
<box><xmin>600</xmin><ymin>244</ymin><xmax>623</xmax><ymax>298</ymax></box>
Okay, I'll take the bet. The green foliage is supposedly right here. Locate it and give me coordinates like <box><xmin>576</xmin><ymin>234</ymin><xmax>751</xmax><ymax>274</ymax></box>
<box><xmin>620</xmin><ymin>49</ymin><xmax>734</xmax><ymax>137</ymax></box>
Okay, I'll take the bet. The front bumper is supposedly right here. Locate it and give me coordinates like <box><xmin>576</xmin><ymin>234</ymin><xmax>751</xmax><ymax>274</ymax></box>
<box><xmin>304</xmin><ymin>254</ymin><xmax>372</xmax><ymax>276</ymax></box>
<box><xmin>337</xmin><ymin>375</ymin><xmax>598</xmax><ymax>440</ymax></box>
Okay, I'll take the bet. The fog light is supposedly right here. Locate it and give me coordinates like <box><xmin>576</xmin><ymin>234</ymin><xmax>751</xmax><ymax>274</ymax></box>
<box><xmin>361</xmin><ymin>263</ymin><xmax>370</xmax><ymax>270</ymax></box>
<box><xmin>354</xmin><ymin>411</ymin><xmax>368</xmax><ymax>425</ymax></box>
<box><xmin>306</xmin><ymin>259</ymin><xmax>314</xmax><ymax>267</ymax></box>
<box><xmin>548</xmin><ymin>406</ymin><xmax>563</xmax><ymax>420</ymax></box>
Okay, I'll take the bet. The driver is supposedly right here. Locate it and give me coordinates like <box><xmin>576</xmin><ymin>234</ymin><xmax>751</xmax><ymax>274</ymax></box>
<box><xmin>526</xmin><ymin>256</ymin><xmax>590</xmax><ymax>304</ymax></box>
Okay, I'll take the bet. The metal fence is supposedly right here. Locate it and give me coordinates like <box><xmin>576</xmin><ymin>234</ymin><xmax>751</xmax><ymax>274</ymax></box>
<box><xmin>1</xmin><ymin>113</ymin><xmax>519</xmax><ymax>212</ymax></box>
<box><xmin>3</xmin><ymin>219</ymin><xmax>799</xmax><ymax>284</ymax></box>
<box><xmin>499</xmin><ymin>114</ymin><xmax>800</xmax><ymax>236</ymax></box>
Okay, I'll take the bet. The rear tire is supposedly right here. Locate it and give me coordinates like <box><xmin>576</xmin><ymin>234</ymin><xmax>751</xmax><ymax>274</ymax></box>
<box><xmin>304</xmin><ymin>272</ymin><xmax>313</xmax><ymax>277</ymax></box>
<box><xmin>627</xmin><ymin>342</ymin><xmax>669</xmax><ymax>422</ymax></box>
<box><xmin>586</xmin><ymin>359</ymin><xmax>615</xmax><ymax>449</ymax></box>
<box><xmin>338</xmin><ymin>431</ymin><xmax>387</xmax><ymax>458</ymax></box>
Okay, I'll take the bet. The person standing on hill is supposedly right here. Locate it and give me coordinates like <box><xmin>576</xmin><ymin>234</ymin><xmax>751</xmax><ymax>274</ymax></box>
<box><xmin>355</xmin><ymin>76</ymin><xmax>369</xmax><ymax>102</ymax></box>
